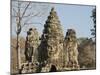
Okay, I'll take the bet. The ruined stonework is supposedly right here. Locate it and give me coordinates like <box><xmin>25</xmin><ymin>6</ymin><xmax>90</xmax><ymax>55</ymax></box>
<box><xmin>25</xmin><ymin>28</ymin><xmax>39</xmax><ymax>63</ymax></box>
<box><xmin>64</xmin><ymin>29</ymin><xmax>79</xmax><ymax>70</ymax></box>
<box><xmin>38</xmin><ymin>7</ymin><xmax>64</xmax><ymax>72</ymax></box>
<box><xmin>20</xmin><ymin>28</ymin><xmax>40</xmax><ymax>73</ymax></box>
<box><xmin>20</xmin><ymin>8</ymin><xmax>80</xmax><ymax>74</ymax></box>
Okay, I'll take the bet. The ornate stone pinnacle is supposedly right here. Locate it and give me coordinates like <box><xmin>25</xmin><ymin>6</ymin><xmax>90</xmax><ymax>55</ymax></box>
<box><xmin>51</xmin><ymin>7</ymin><xmax>55</xmax><ymax>11</ymax></box>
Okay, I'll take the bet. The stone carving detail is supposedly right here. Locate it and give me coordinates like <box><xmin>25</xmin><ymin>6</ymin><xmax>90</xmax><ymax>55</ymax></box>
<box><xmin>38</xmin><ymin>7</ymin><xmax>64</xmax><ymax>71</ymax></box>
<box><xmin>20</xmin><ymin>8</ymin><xmax>80</xmax><ymax>74</ymax></box>
<box><xmin>20</xmin><ymin>62</ymin><xmax>38</xmax><ymax>73</ymax></box>
<box><xmin>64</xmin><ymin>29</ymin><xmax>79</xmax><ymax>69</ymax></box>
<box><xmin>25</xmin><ymin>28</ymin><xmax>39</xmax><ymax>63</ymax></box>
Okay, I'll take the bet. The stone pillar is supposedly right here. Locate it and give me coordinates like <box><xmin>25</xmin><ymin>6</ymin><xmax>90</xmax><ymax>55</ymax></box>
<box><xmin>38</xmin><ymin>7</ymin><xmax>64</xmax><ymax>72</ymax></box>
<box><xmin>64</xmin><ymin>29</ymin><xmax>80</xmax><ymax>70</ymax></box>
<box><xmin>25</xmin><ymin>28</ymin><xmax>39</xmax><ymax>63</ymax></box>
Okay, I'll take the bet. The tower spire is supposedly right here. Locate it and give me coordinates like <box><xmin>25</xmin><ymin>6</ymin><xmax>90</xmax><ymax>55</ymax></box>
<box><xmin>38</xmin><ymin>6</ymin><xmax>64</xmax><ymax>71</ymax></box>
<box><xmin>51</xmin><ymin>7</ymin><xmax>54</xmax><ymax>11</ymax></box>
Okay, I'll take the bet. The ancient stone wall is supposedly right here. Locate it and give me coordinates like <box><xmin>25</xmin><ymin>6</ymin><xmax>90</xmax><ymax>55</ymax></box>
<box><xmin>19</xmin><ymin>8</ymin><xmax>80</xmax><ymax>74</ymax></box>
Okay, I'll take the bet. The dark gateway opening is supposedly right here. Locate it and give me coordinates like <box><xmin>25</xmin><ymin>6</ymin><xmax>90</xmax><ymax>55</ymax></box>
<box><xmin>49</xmin><ymin>65</ymin><xmax>57</xmax><ymax>72</ymax></box>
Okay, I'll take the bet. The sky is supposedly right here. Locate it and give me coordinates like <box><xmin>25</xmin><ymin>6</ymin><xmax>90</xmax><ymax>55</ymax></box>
<box><xmin>11</xmin><ymin>1</ymin><xmax>95</xmax><ymax>38</ymax></box>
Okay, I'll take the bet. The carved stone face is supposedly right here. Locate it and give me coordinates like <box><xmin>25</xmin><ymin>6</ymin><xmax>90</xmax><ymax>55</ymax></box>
<box><xmin>47</xmin><ymin>44</ymin><xmax>62</xmax><ymax>60</ymax></box>
<box><xmin>47</xmin><ymin>45</ymin><xmax>58</xmax><ymax>58</ymax></box>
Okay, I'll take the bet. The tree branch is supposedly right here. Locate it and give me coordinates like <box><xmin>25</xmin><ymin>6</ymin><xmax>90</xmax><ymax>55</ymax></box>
<box><xmin>21</xmin><ymin>22</ymin><xmax>42</xmax><ymax>28</ymax></box>
<box><xmin>20</xmin><ymin>12</ymin><xmax>36</xmax><ymax>18</ymax></box>
<box><xmin>23</xmin><ymin>12</ymin><xmax>41</xmax><ymax>25</ymax></box>
<box><xmin>12</xmin><ymin>8</ymin><xmax>18</xmax><ymax>15</ymax></box>
<box><xmin>21</xmin><ymin>2</ymin><xmax>31</xmax><ymax>19</ymax></box>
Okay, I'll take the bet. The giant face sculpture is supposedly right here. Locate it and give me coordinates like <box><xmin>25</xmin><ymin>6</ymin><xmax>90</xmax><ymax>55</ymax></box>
<box><xmin>47</xmin><ymin>40</ymin><xmax>61</xmax><ymax>60</ymax></box>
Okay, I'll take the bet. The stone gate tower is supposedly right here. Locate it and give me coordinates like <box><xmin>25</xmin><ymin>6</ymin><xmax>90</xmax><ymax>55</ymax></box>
<box><xmin>38</xmin><ymin>7</ymin><xmax>64</xmax><ymax>72</ymax></box>
<box><xmin>64</xmin><ymin>29</ymin><xmax>80</xmax><ymax>70</ymax></box>
<box><xmin>25</xmin><ymin>28</ymin><xmax>39</xmax><ymax>63</ymax></box>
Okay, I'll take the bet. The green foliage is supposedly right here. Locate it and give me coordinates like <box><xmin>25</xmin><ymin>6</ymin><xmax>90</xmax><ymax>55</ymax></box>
<box><xmin>91</xmin><ymin>8</ymin><xmax>96</xmax><ymax>38</ymax></box>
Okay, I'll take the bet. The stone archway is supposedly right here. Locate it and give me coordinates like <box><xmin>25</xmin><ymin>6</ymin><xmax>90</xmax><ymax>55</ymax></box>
<box><xmin>49</xmin><ymin>65</ymin><xmax>57</xmax><ymax>72</ymax></box>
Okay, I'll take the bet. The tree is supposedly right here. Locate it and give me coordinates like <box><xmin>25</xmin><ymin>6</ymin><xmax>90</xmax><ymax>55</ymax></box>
<box><xmin>11</xmin><ymin>37</ymin><xmax>26</xmax><ymax>74</ymax></box>
<box><xmin>78</xmin><ymin>38</ymin><xmax>96</xmax><ymax>69</ymax></box>
<box><xmin>11</xmin><ymin>0</ymin><xmax>49</xmax><ymax>73</ymax></box>
<box><xmin>91</xmin><ymin>7</ymin><xmax>96</xmax><ymax>39</ymax></box>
